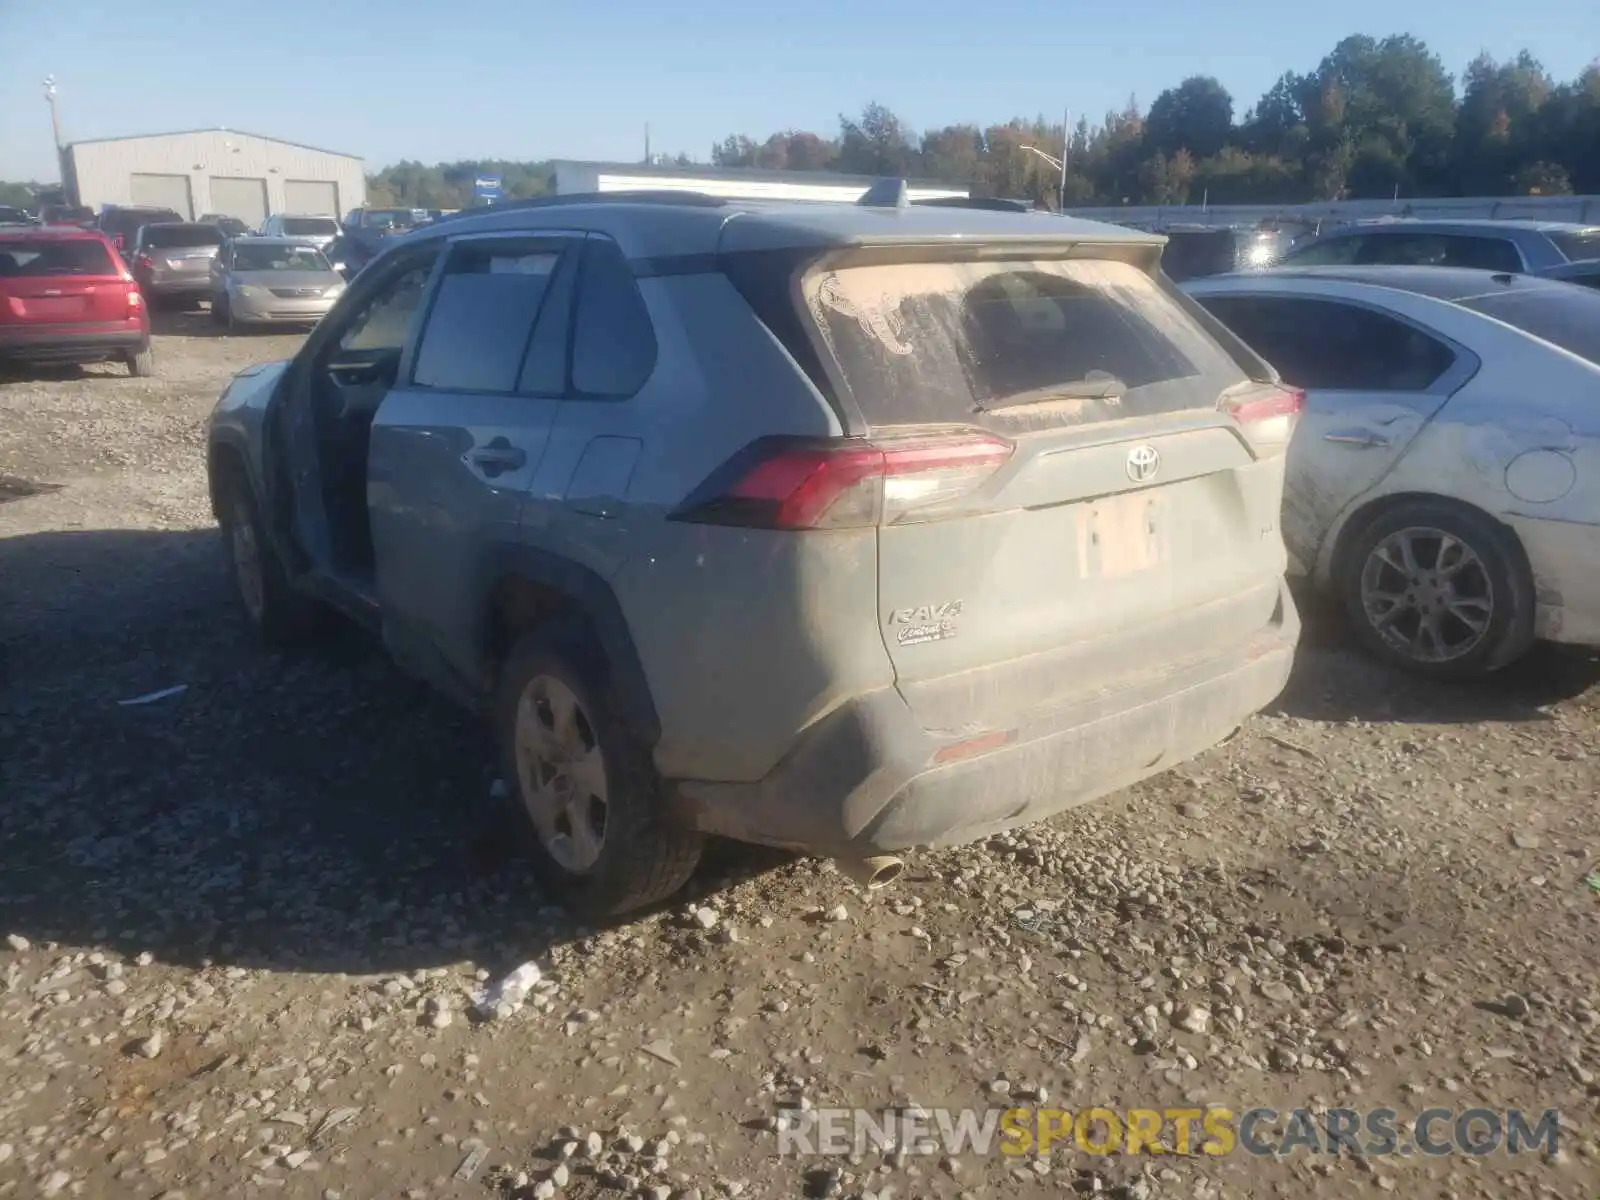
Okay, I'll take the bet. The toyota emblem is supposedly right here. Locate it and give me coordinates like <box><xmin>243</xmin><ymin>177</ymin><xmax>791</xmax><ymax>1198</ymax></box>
<box><xmin>1126</xmin><ymin>444</ymin><xmax>1161</xmax><ymax>483</ymax></box>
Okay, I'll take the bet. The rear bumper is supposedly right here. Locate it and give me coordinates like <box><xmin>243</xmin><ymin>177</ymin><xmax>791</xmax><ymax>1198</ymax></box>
<box><xmin>676</xmin><ymin>580</ymin><xmax>1300</xmax><ymax>856</ymax></box>
<box><xmin>142</xmin><ymin>273</ymin><xmax>212</xmax><ymax>296</ymax></box>
<box><xmin>1508</xmin><ymin>513</ymin><xmax>1600</xmax><ymax>648</ymax></box>
<box><xmin>0</xmin><ymin>322</ymin><xmax>147</xmax><ymax>363</ymax></box>
<box><xmin>230</xmin><ymin>296</ymin><xmax>336</xmax><ymax>324</ymax></box>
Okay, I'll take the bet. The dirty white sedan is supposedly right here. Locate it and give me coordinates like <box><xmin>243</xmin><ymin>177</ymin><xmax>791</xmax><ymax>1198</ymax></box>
<box><xmin>1186</xmin><ymin>266</ymin><xmax>1600</xmax><ymax>678</ymax></box>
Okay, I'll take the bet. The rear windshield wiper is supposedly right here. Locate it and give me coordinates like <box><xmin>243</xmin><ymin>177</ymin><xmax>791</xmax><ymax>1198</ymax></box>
<box><xmin>979</xmin><ymin>376</ymin><xmax>1128</xmax><ymax>414</ymax></box>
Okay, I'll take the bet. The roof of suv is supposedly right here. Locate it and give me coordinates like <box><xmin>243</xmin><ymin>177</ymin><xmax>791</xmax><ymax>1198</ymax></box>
<box><xmin>400</xmin><ymin>193</ymin><xmax>1164</xmax><ymax>261</ymax></box>
<box><xmin>1199</xmin><ymin>264</ymin><xmax>1569</xmax><ymax>301</ymax></box>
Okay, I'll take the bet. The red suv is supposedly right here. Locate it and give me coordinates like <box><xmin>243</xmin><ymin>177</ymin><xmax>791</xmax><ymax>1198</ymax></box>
<box><xmin>0</xmin><ymin>227</ymin><xmax>152</xmax><ymax>376</ymax></box>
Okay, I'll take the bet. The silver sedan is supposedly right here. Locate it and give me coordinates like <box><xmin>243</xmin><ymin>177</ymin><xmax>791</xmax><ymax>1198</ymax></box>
<box><xmin>210</xmin><ymin>237</ymin><xmax>346</xmax><ymax>331</ymax></box>
<box><xmin>1185</xmin><ymin>266</ymin><xmax>1600</xmax><ymax>678</ymax></box>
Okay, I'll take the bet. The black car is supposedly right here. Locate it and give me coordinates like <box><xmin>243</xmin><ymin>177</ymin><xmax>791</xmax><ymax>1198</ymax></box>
<box><xmin>0</xmin><ymin>206</ymin><xmax>37</xmax><ymax>225</ymax></box>
<box><xmin>198</xmin><ymin>214</ymin><xmax>254</xmax><ymax>239</ymax></box>
<box><xmin>96</xmin><ymin>205</ymin><xmax>186</xmax><ymax>256</ymax></box>
<box><xmin>1156</xmin><ymin>225</ymin><xmax>1294</xmax><ymax>282</ymax></box>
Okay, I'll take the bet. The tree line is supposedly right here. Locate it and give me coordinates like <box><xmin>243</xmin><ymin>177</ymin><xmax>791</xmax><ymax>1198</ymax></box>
<box><xmin>3</xmin><ymin>36</ymin><xmax>1595</xmax><ymax>214</ymax></box>
<box><xmin>710</xmin><ymin>38</ymin><xmax>1598</xmax><ymax>207</ymax></box>
<box><xmin>358</xmin><ymin>37</ymin><xmax>1597</xmax><ymax>211</ymax></box>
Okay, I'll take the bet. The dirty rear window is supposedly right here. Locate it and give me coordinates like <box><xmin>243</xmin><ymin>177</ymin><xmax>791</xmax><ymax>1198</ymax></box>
<box><xmin>1459</xmin><ymin>286</ymin><xmax>1600</xmax><ymax>366</ymax></box>
<box><xmin>803</xmin><ymin>257</ymin><xmax>1246</xmax><ymax>429</ymax></box>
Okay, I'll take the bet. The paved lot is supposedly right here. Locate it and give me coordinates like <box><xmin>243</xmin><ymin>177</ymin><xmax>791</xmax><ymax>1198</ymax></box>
<box><xmin>2</xmin><ymin>315</ymin><xmax>1598</xmax><ymax>1199</ymax></box>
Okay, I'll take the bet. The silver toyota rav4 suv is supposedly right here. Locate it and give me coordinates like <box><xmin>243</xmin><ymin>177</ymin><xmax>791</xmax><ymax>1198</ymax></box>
<box><xmin>206</xmin><ymin>184</ymin><xmax>1302</xmax><ymax>916</ymax></box>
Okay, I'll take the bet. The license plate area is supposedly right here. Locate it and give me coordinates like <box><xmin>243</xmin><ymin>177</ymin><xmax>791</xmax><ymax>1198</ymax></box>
<box><xmin>17</xmin><ymin>297</ymin><xmax>88</xmax><ymax>319</ymax></box>
<box><xmin>1075</xmin><ymin>491</ymin><xmax>1167</xmax><ymax>579</ymax></box>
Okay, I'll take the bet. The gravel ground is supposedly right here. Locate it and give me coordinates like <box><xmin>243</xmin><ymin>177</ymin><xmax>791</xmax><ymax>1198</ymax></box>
<box><xmin>2</xmin><ymin>315</ymin><xmax>1599</xmax><ymax>1200</ymax></box>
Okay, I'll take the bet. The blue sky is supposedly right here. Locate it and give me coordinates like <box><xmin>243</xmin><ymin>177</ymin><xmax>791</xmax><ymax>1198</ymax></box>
<box><xmin>2</xmin><ymin>0</ymin><xmax>1594</xmax><ymax>182</ymax></box>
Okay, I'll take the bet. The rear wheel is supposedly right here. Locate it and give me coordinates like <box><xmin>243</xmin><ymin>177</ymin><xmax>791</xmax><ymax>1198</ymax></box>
<box><xmin>219</xmin><ymin>477</ymin><xmax>324</xmax><ymax>646</ymax></box>
<box><xmin>125</xmin><ymin>346</ymin><xmax>154</xmax><ymax>377</ymax></box>
<box><xmin>496</xmin><ymin>628</ymin><xmax>702</xmax><ymax>918</ymax></box>
<box><xmin>1338</xmin><ymin>498</ymin><xmax>1535</xmax><ymax>678</ymax></box>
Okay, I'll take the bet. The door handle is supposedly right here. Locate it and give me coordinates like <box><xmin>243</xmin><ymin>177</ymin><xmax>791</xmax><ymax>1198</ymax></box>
<box><xmin>467</xmin><ymin>440</ymin><xmax>527</xmax><ymax>476</ymax></box>
<box><xmin>1323</xmin><ymin>429</ymin><xmax>1391</xmax><ymax>448</ymax></box>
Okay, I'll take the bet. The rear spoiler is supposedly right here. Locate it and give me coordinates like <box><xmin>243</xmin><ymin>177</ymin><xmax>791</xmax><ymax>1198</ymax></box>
<box><xmin>857</xmin><ymin>178</ymin><xmax>1040</xmax><ymax>214</ymax></box>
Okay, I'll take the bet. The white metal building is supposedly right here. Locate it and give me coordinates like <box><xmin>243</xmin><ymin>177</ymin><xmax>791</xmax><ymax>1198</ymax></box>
<box><xmin>552</xmin><ymin>160</ymin><xmax>969</xmax><ymax>204</ymax></box>
<box><xmin>64</xmin><ymin>128</ymin><xmax>366</xmax><ymax>226</ymax></box>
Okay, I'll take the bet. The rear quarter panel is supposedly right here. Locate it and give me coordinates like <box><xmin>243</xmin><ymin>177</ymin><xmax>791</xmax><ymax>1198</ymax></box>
<box><xmin>604</xmin><ymin>271</ymin><xmax>896</xmax><ymax>782</ymax></box>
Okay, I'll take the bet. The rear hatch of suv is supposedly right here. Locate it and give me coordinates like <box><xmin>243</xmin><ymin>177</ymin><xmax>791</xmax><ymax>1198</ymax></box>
<box><xmin>715</xmin><ymin>242</ymin><xmax>1299</xmax><ymax>738</ymax></box>
<box><xmin>0</xmin><ymin>233</ymin><xmax>137</xmax><ymax>328</ymax></box>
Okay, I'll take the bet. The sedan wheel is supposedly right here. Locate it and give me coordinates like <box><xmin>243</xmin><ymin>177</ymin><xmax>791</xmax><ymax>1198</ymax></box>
<box><xmin>1339</xmin><ymin>498</ymin><xmax>1535</xmax><ymax>678</ymax></box>
<box><xmin>513</xmin><ymin>674</ymin><xmax>608</xmax><ymax>874</ymax></box>
<box><xmin>1358</xmin><ymin>526</ymin><xmax>1493</xmax><ymax>664</ymax></box>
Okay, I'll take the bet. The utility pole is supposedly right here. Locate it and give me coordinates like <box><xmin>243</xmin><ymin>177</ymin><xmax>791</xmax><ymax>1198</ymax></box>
<box><xmin>644</xmin><ymin>122</ymin><xmax>651</xmax><ymax>166</ymax></box>
<box><xmin>43</xmin><ymin>76</ymin><xmax>63</xmax><ymax>151</ymax></box>
<box><xmin>43</xmin><ymin>75</ymin><xmax>72</xmax><ymax>206</ymax></box>
<box><xmin>1059</xmin><ymin>106</ymin><xmax>1070</xmax><ymax>212</ymax></box>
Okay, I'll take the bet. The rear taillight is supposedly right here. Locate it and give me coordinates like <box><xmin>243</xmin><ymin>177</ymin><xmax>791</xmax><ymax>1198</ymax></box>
<box><xmin>1223</xmin><ymin>384</ymin><xmax>1303</xmax><ymax>456</ymax></box>
<box><xmin>127</xmin><ymin>287</ymin><xmax>143</xmax><ymax>309</ymax></box>
<box><xmin>673</xmin><ymin>431</ymin><xmax>1014</xmax><ymax>530</ymax></box>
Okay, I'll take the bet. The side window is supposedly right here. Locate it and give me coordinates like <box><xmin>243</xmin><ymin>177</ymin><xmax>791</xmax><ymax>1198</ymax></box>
<box><xmin>1281</xmin><ymin>235</ymin><xmax>1363</xmax><ymax>266</ymax></box>
<box><xmin>1199</xmin><ymin>296</ymin><xmax>1454</xmax><ymax>392</ymax></box>
<box><xmin>411</xmin><ymin>240</ymin><xmax>565</xmax><ymax>393</ymax></box>
<box><xmin>336</xmin><ymin>251</ymin><xmax>440</xmax><ymax>354</ymax></box>
<box><xmin>1441</xmin><ymin>236</ymin><xmax>1523</xmax><ymax>273</ymax></box>
<box><xmin>570</xmin><ymin>237</ymin><xmax>657</xmax><ymax>398</ymax></box>
<box><xmin>1353</xmin><ymin>234</ymin><xmax>1449</xmax><ymax>266</ymax></box>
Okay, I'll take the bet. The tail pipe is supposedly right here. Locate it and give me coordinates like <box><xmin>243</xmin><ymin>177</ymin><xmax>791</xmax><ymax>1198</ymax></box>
<box><xmin>835</xmin><ymin>854</ymin><xmax>905</xmax><ymax>890</ymax></box>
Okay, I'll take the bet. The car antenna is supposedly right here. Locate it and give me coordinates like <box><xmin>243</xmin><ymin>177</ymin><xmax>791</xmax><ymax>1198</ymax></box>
<box><xmin>858</xmin><ymin>178</ymin><xmax>910</xmax><ymax>209</ymax></box>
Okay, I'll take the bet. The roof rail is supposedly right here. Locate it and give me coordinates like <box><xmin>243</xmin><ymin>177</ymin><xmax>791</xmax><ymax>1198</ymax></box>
<box><xmin>858</xmin><ymin>178</ymin><xmax>911</xmax><ymax>209</ymax></box>
<box><xmin>433</xmin><ymin>190</ymin><xmax>728</xmax><ymax>222</ymax></box>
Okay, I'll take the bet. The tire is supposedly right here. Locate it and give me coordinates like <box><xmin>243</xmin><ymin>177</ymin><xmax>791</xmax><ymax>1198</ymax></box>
<box><xmin>496</xmin><ymin>626</ymin><xmax>702</xmax><ymax>918</ymax></box>
<box><xmin>125</xmin><ymin>346</ymin><xmax>154</xmax><ymax>377</ymax></box>
<box><xmin>218</xmin><ymin>475</ymin><xmax>324</xmax><ymax>646</ymax></box>
<box><xmin>1337</xmin><ymin>497</ymin><xmax>1535</xmax><ymax>679</ymax></box>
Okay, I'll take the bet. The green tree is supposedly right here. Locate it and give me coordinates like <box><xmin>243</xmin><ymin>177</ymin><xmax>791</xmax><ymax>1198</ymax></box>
<box><xmin>1144</xmin><ymin>76</ymin><xmax>1235</xmax><ymax>160</ymax></box>
<box><xmin>837</xmin><ymin>103</ymin><xmax>917</xmax><ymax>176</ymax></box>
<box><xmin>920</xmin><ymin>124</ymin><xmax>984</xmax><ymax>185</ymax></box>
<box><xmin>0</xmin><ymin>181</ymin><xmax>40</xmax><ymax>209</ymax></box>
<box><xmin>1513</xmin><ymin>161</ymin><xmax>1573</xmax><ymax>194</ymax></box>
<box><xmin>1453</xmin><ymin>52</ymin><xmax>1553</xmax><ymax>193</ymax></box>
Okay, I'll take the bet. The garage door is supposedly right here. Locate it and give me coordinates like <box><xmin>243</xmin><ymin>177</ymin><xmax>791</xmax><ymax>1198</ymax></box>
<box><xmin>283</xmin><ymin>180</ymin><xmax>339</xmax><ymax>217</ymax></box>
<box><xmin>209</xmin><ymin>177</ymin><xmax>268</xmax><ymax>228</ymax></box>
<box><xmin>130</xmin><ymin>173</ymin><xmax>193</xmax><ymax>218</ymax></box>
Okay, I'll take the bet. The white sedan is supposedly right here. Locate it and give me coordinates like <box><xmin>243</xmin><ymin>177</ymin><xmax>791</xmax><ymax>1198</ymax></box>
<box><xmin>1184</xmin><ymin>265</ymin><xmax>1600</xmax><ymax>678</ymax></box>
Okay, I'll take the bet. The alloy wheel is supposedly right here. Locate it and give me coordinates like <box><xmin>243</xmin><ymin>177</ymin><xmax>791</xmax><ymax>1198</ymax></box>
<box><xmin>513</xmin><ymin>674</ymin><xmax>608</xmax><ymax>873</ymax></box>
<box><xmin>1358</xmin><ymin>526</ymin><xmax>1493</xmax><ymax>664</ymax></box>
